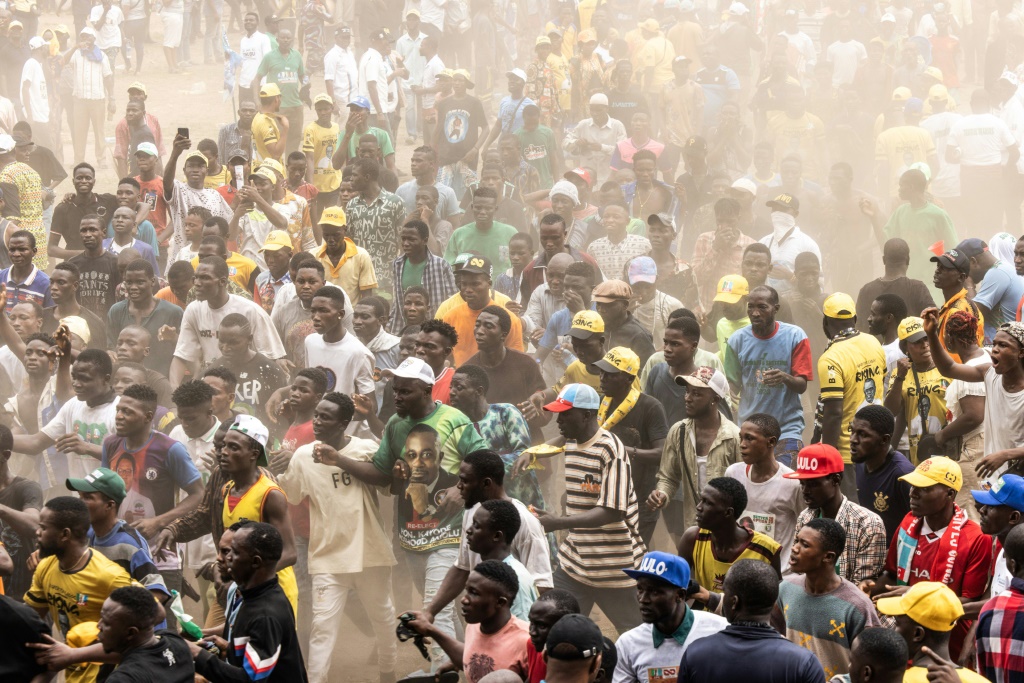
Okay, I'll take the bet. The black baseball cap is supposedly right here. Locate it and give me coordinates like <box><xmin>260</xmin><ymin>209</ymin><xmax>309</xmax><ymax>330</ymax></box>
<box><xmin>930</xmin><ymin>248</ymin><xmax>970</xmax><ymax>275</ymax></box>
<box><xmin>544</xmin><ymin>614</ymin><xmax>603</xmax><ymax>661</ymax></box>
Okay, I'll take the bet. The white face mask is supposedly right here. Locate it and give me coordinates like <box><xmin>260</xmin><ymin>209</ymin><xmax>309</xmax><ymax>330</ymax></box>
<box><xmin>771</xmin><ymin>211</ymin><xmax>796</xmax><ymax>241</ymax></box>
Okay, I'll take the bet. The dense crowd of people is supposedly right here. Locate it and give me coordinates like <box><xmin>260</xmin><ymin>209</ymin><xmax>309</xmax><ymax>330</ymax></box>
<box><xmin>7</xmin><ymin>0</ymin><xmax>1024</xmax><ymax>681</ymax></box>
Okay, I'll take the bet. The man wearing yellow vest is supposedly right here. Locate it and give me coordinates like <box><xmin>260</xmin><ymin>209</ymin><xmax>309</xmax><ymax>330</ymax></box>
<box><xmin>220</xmin><ymin>414</ymin><xmax>299</xmax><ymax>614</ymax></box>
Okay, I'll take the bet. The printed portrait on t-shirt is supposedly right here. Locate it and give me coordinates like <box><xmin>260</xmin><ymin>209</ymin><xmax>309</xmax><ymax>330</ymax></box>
<box><xmin>112</xmin><ymin>452</ymin><xmax>156</xmax><ymax>523</ymax></box>
<box><xmin>857</xmin><ymin>377</ymin><xmax>882</xmax><ymax>410</ymax></box>
<box><xmin>444</xmin><ymin>110</ymin><xmax>469</xmax><ymax>143</ymax></box>
<box><xmin>395</xmin><ymin>423</ymin><xmax>462</xmax><ymax>552</ymax></box>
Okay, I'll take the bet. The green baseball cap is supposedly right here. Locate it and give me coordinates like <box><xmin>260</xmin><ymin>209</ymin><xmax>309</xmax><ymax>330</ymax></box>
<box><xmin>66</xmin><ymin>467</ymin><xmax>127</xmax><ymax>506</ymax></box>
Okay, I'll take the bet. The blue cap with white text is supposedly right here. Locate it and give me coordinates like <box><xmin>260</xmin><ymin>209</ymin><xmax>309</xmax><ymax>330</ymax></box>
<box><xmin>972</xmin><ymin>474</ymin><xmax>1024</xmax><ymax>512</ymax></box>
<box><xmin>623</xmin><ymin>551</ymin><xmax>691</xmax><ymax>589</ymax></box>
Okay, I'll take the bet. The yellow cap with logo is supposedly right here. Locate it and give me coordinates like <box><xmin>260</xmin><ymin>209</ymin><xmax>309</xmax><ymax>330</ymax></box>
<box><xmin>898</xmin><ymin>316</ymin><xmax>926</xmax><ymax>343</ymax></box>
<box><xmin>568</xmin><ymin>310</ymin><xmax>605</xmax><ymax>339</ymax></box>
<box><xmin>594</xmin><ymin>347</ymin><xmax>640</xmax><ymax>376</ymax></box>
<box><xmin>713</xmin><ymin>275</ymin><xmax>748</xmax><ymax>304</ymax></box>
<box><xmin>319</xmin><ymin>206</ymin><xmax>347</xmax><ymax>226</ymax></box>
<box><xmin>900</xmin><ymin>456</ymin><xmax>963</xmax><ymax>492</ymax></box>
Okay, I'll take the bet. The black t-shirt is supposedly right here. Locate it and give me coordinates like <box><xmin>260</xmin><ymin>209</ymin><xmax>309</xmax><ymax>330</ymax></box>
<box><xmin>608</xmin><ymin>392</ymin><xmax>669</xmax><ymax>507</ymax></box>
<box><xmin>0</xmin><ymin>594</ymin><xmax>49</xmax><ymax>680</ymax></box>
<box><xmin>27</xmin><ymin>145</ymin><xmax>68</xmax><ymax>188</ymax></box>
<box><xmin>0</xmin><ymin>477</ymin><xmax>43</xmax><ymax>601</ymax></box>
<box><xmin>855</xmin><ymin>277</ymin><xmax>937</xmax><ymax>332</ymax></box>
<box><xmin>106</xmin><ymin>630</ymin><xmax>195</xmax><ymax>683</ymax></box>
<box><xmin>207</xmin><ymin>353</ymin><xmax>289</xmax><ymax>422</ymax></box>
<box><xmin>855</xmin><ymin>449</ymin><xmax>915</xmax><ymax>542</ymax></box>
<box><xmin>435</xmin><ymin>95</ymin><xmax>488</xmax><ymax>166</ymax></box>
<box><xmin>465</xmin><ymin>348</ymin><xmax>546</xmax><ymax>438</ymax></box>
<box><xmin>606</xmin><ymin>314</ymin><xmax>656</xmax><ymax>367</ymax></box>
<box><xmin>607</xmin><ymin>85</ymin><xmax>649</xmax><ymax>128</ymax></box>
<box><xmin>66</xmin><ymin>251</ymin><xmax>122</xmax><ymax>318</ymax></box>
<box><xmin>51</xmin><ymin>193</ymin><xmax>119</xmax><ymax>251</ymax></box>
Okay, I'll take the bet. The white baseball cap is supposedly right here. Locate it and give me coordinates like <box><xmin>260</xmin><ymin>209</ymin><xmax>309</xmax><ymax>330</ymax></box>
<box><xmin>589</xmin><ymin>93</ymin><xmax>609</xmax><ymax>106</ymax></box>
<box><xmin>730</xmin><ymin>178</ymin><xmax>757</xmax><ymax>196</ymax></box>
<box><xmin>229</xmin><ymin>414</ymin><xmax>270</xmax><ymax>448</ymax></box>
<box><xmin>506</xmin><ymin>68</ymin><xmax>527</xmax><ymax>83</ymax></box>
<box><xmin>29</xmin><ymin>36</ymin><xmax>47</xmax><ymax>50</ymax></box>
<box><xmin>391</xmin><ymin>357</ymin><xmax>435</xmax><ymax>385</ymax></box>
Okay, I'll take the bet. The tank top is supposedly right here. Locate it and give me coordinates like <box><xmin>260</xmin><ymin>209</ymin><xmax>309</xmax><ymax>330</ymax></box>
<box><xmin>693</xmin><ymin>528</ymin><xmax>780</xmax><ymax>593</ymax></box>
<box><xmin>222</xmin><ymin>472</ymin><xmax>299</xmax><ymax>613</ymax></box>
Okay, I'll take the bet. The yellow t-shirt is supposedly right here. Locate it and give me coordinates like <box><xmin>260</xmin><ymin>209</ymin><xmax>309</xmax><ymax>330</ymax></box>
<box><xmin>251</xmin><ymin>112</ymin><xmax>283</xmax><ymax>165</ymax></box>
<box><xmin>766</xmin><ymin>111</ymin><xmax>827</xmax><ymax>181</ymax></box>
<box><xmin>903</xmin><ymin>666</ymin><xmax>989</xmax><ymax>683</ymax></box>
<box><xmin>204</xmin><ymin>165</ymin><xmax>232</xmax><ymax>189</ymax></box>
<box><xmin>874</xmin><ymin>125</ymin><xmax>937</xmax><ymax>196</ymax></box>
<box><xmin>693</xmin><ymin>528</ymin><xmax>780</xmax><ymax>592</ymax></box>
<box><xmin>191</xmin><ymin>251</ymin><xmax>258</xmax><ymax>292</ymax></box>
<box><xmin>900</xmin><ymin>366</ymin><xmax>950</xmax><ymax>464</ymax></box>
<box><xmin>222</xmin><ymin>472</ymin><xmax>299</xmax><ymax>614</ymax></box>
<box><xmin>633</xmin><ymin>35</ymin><xmax>676</xmax><ymax>90</ymax></box>
<box><xmin>817</xmin><ymin>331</ymin><xmax>888</xmax><ymax>463</ymax></box>
<box><xmin>25</xmin><ymin>550</ymin><xmax>135</xmax><ymax>683</ymax></box>
<box><xmin>314</xmin><ymin>238</ymin><xmax>378</xmax><ymax>303</ymax></box>
<box><xmin>302</xmin><ymin>121</ymin><xmax>341</xmax><ymax>193</ymax></box>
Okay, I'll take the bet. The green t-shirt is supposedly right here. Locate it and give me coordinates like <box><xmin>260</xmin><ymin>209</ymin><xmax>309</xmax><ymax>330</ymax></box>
<box><xmin>341</xmin><ymin>126</ymin><xmax>395</xmax><ymax>159</ymax></box>
<box><xmin>255</xmin><ymin>49</ymin><xmax>306</xmax><ymax>107</ymax></box>
<box><xmin>372</xmin><ymin>402</ymin><xmax>490</xmax><ymax>475</ymax></box>
<box><xmin>401</xmin><ymin>257</ymin><xmax>427</xmax><ymax>292</ymax></box>
<box><xmin>443</xmin><ymin>221</ymin><xmax>519</xmax><ymax>275</ymax></box>
<box><xmin>515</xmin><ymin>125</ymin><xmax>557</xmax><ymax>189</ymax></box>
<box><xmin>717</xmin><ymin>315</ymin><xmax>750</xmax><ymax>361</ymax></box>
<box><xmin>883</xmin><ymin>202</ymin><xmax>958</xmax><ymax>289</ymax></box>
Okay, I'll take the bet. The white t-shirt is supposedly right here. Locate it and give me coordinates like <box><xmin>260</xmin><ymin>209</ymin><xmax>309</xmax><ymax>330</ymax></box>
<box><xmin>997</xmin><ymin>95</ymin><xmax>1024</xmax><ymax>173</ymax></box>
<box><xmin>324</xmin><ymin>45</ymin><xmax>358</xmax><ymax>105</ymax></box>
<box><xmin>613</xmin><ymin>610</ymin><xmax>728</xmax><ymax>683</ymax></box>
<box><xmin>725</xmin><ymin>461</ymin><xmax>804</xmax><ymax>570</ymax></box>
<box><xmin>945</xmin><ymin>355</ymin><xmax>989</xmax><ymax>443</ymax></box>
<box><xmin>982</xmin><ymin>365</ymin><xmax>1024</xmax><ymax>486</ymax></box>
<box><xmin>825</xmin><ymin>40</ymin><xmax>867</xmax><ymax>87</ymax></box>
<box><xmin>174</xmin><ymin>294</ymin><xmax>285</xmax><ymax>365</ymax></box>
<box><xmin>949</xmin><ymin>113</ymin><xmax>1016</xmax><ymax>167</ymax></box>
<box><xmin>358</xmin><ymin>47</ymin><xmax>390</xmax><ymax>115</ymax></box>
<box><xmin>41</xmin><ymin>396</ymin><xmax>119</xmax><ymax>480</ymax></box>
<box><xmin>304</xmin><ymin>332</ymin><xmax>375</xmax><ymax>397</ymax></box>
<box><xmin>421</xmin><ymin>54</ymin><xmax>446</xmax><ymax>109</ymax></box>
<box><xmin>921</xmin><ymin>111</ymin><xmax>963</xmax><ymax>197</ymax></box>
<box><xmin>993</xmin><ymin>546</ymin><xmax>1013</xmax><ymax>597</ymax></box>
<box><xmin>419</xmin><ymin>0</ymin><xmax>448</xmax><ymax>31</ymax></box>
<box><xmin>0</xmin><ymin>345</ymin><xmax>25</xmax><ymax>392</ymax></box>
<box><xmin>455</xmin><ymin>498</ymin><xmax>554</xmax><ymax>588</ymax></box>
<box><xmin>277</xmin><ymin>437</ymin><xmax>396</xmax><ymax>575</ymax></box>
<box><xmin>89</xmin><ymin>4</ymin><xmax>125</xmax><ymax>49</ymax></box>
<box><xmin>239</xmin><ymin>31</ymin><xmax>272</xmax><ymax>89</ymax></box>
<box><xmin>20</xmin><ymin>57</ymin><xmax>49</xmax><ymax>124</ymax></box>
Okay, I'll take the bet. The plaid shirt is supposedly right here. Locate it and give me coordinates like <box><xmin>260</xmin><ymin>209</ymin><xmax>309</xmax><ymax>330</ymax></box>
<box><xmin>796</xmin><ymin>496</ymin><xmax>887</xmax><ymax>583</ymax></box>
<box><xmin>388</xmin><ymin>252</ymin><xmax>457</xmax><ymax>333</ymax></box>
<box><xmin>978</xmin><ymin>577</ymin><xmax>1024</xmax><ymax>683</ymax></box>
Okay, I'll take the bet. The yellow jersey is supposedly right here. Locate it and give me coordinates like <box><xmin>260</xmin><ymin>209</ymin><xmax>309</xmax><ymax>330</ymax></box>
<box><xmin>817</xmin><ymin>331</ymin><xmax>887</xmax><ymax>463</ymax></box>
<box><xmin>693</xmin><ymin>528</ymin><xmax>780</xmax><ymax>593</ymax></box>
<box><xmin>204</xmin><ymin>164</ymin><xmax>232</xmax><ymax>189</ymax></box>
<box><xmin>900</xmin><ymin>366</ymin><xmax>950</xmax><ymax>464</ymax></box>
<box><xmin>25</xmin><ymin>549</ymin><xmax>134</xmax><ymax>683</ymax></box>
<box><xmin>251</xmin><ymin>112</ymin><xmax>283</xmax><ymax>165</ymax></box>
<box><xmin>302</xmin><ymin>121</ymin><xmax>341</xmax><ymax>193</ymax></box>
<box><xmin>222</xmin><ymin>472</ymin><xmax>299</xmax><ymax>614</ymax></box>
<box><xmin>903</xmin><ymin>666</ymin><xmax>989</xmax><ymax>683</ymax></box>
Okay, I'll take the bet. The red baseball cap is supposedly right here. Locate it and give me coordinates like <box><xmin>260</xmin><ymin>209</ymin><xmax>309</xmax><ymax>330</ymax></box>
<box><xmin>783</xmin><ymin>443</ymin><xmax>845</xmax><ymax>479</ymax></box>
<box><xmin>564</xmin><ymin>168</ymin><xmax>593</xmax><ymax>187</ymax></box>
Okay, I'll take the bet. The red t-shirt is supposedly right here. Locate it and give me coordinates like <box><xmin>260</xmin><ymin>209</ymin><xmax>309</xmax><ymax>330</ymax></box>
<box><xmin>432</xmin><ymin>366</ymin><xmax>454</xmax><ymax>405</ymax></box>
<box><xmin>136</xmin><ymin>175</ymin><xmax>168</xmax><ymax>238</ymax></box>
<box><xmin>283</xmin><ymin>421</ymin><xmax>316</xmax><ymax>539</ymax></box>
<box><xmin>526</xmin><ymin>639</ymin><xmax>545</xmax><ymax>683</ymax></box>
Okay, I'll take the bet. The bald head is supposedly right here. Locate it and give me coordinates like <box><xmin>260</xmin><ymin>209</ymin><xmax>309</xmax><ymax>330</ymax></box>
<box><xmin>478</xmin><ymin>672</ymin><xmax>525</xmax><ymax>683</ymax></box>
<box><xmin>882</xmin><ymin>238</ymin><xmax>910</xmax><ymax>266</ymax></box>
<box><xmin>548</xmin><ymin>252</ymin><xmax>575</xmax><ymax>272</ymax></box>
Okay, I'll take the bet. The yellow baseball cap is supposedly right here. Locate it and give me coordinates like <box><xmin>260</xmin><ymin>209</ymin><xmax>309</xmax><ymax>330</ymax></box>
<box><xmin>182</xmin><ymin>150</ymin><xmax>209</xmax><ymax>166</ymax></box>
<box><xmin>66</xmin><ymin>621</ymin><xmax>101</xmax><ymax>648</ymax></box>
<box><xmin>259</xmin><ymin>230</ymin><xmax>293</xmax><ymax>252</ymax></box>
<box><xmin>594</xmin><ymin>347</ymin><xmax>640</xmax><ymax>376</ymax></box>
<box><xmin>898</xmin><ymin>316</ymin><xmax>926</xmax><ymax>343</ymax></box>
<box><xmin>320</xmin><ymin>206</ymin><xmax>347</xmax><ymax>227</ymax></box>
<box><xmin>536</xmin><ymin>35</ymin><xmax>552</xmax><ymax>46</ymax></box>
<box><xmin>822</xmin><ymin>292</ymin><xmax>856</xmax><ymax>319</ymax></box>
<box><xmin>567</xmin><ymin>310</ymin><xmax>605</xmax><ymax>339</ymax></box>
<box><xmin>313</xmin><ymin>93</ymin><xmax>334</xmax><ymax>106</ymax></box>
<box><xmin>126</xmin><ymin>81</ymin><xmax>147</xmax><ymax>95</ymax></box>
<box><xmin>259</xmin><ymin>83</ymin><xmax>281</xmax><ymax>97</ymax></box>
<box><xmin>876</xmin><ymin>582</ymin><xmax>964</xmax><ymax>632</ymax></box>
<box><xmin>892</xmin><ymin>86</ymin><xmax>913</xmax><ymax>101</ymax></box>
<box><xmin>900</xmin><ymin>456</ymin><xmax>963</xmax><ymax>492</ymax></box>
<box><xmin>713</xmin><ymin>275</ymin><xmax>748</xmax><ymax>304</ymax></box>
<box><xmin>258</xmin><ymin>158</ymin><xmax>285</xmax><ymax>178</ymax></box>
<box><xmin>247</xmin><ymin>166</ymin><xmax>277</xmax><ymax>184</ymax></box>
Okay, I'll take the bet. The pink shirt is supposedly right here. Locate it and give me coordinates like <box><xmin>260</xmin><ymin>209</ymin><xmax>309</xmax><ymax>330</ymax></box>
<box><xmin>462</xmin><ymin>617</ymin><xmax>530</xmax><ymax>683</ymax></box>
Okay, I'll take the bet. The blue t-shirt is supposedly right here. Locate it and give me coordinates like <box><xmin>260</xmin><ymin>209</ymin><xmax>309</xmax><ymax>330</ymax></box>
<box><xmin>973</xmin><ymin>260</ymin><xmax>1024</xmax><ymax>339</ymax></box>
<box><xmin>497</xmin><ymin>95</ymin><xmax>534</xmax><ymax>135</ymax></box>
<box><xmin>538</xmin><ymin>303</ymin><xmax>598</xmax><ymax>353</ymax></box>
<box><xmin>855</xmin><ymin>449</ymin><xmax>914</xmax><ymax>542</ymax></box>
<box><xmin>101</xmin><ymin>432</ymin><xmax>201</xmax><ymax>522</ymax></box>
<box><xmin>724</xmin><ymin>322</ymin><xmax>813</xmax><ymax>440</ymax></box>
<box><xmin>0</xmin><ymin>266</ymin><xmax>55</xmax><ymax>313</ymax></box>
<box><xmin>103</xmin><ymin>237</ymin><xmax>161</xmax><ymax>277</ymax></box>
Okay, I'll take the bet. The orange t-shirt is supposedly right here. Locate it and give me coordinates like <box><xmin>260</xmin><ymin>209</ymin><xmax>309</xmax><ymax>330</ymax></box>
<box><xmin>440</xmin><ymin>299</ymin><xmax>524</xmax><ymax>366</ymax></box>
<box><xmin>155</xmin><ymin>286</ymin><xmax>185</xmax><ymax>309</ymax></box>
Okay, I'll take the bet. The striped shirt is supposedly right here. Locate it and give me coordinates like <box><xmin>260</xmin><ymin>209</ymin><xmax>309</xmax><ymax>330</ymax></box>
<box><xmin>559</xmin><ymin>428</ymin><xmax>646</xmax><ymax>588</ymax></box>
<box><xmin>69</xmin><ymin>50</ymin><xmax>112</xmax><ymax>100</ymax></box>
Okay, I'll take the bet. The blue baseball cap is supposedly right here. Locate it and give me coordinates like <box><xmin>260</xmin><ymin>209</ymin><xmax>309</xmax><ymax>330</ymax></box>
<box><xmin>347</xmin><ymin>95</ymin><xmax>371</xmax><ymax>110</ymax></box>
<box><xmin>955</xmin><ymin>237</ymin><xmax>988</xmax><ymax>258</ymax></box>
<box><xmin>623</xmin><ymin>551</ymin><xmax>691</xmax><ymax>589</ymax></box>
<box><xmin>544</xmin><ymin>383</ymin><xmax>601</xmax><ymax>412</ymax></box>
<box><xmin>971</xmin><ymin>474</ymin><xmax>1024</xmax><ymax>512</ymax></box>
